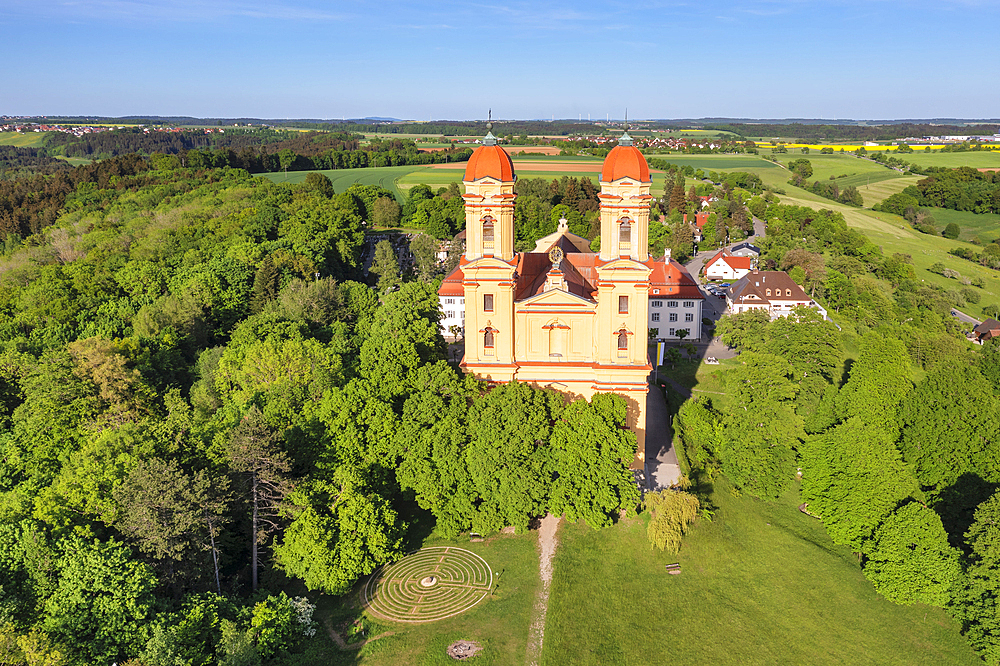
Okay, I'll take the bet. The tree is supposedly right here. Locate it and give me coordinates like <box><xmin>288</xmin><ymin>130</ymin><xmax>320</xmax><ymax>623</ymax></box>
<box><xmin>409</xmin><ymin>233</ymin><xmax>438</xmax><ymax>283</ymax></box>
<box><xmin>43</xmin><ymin>538</ymin><xmax>157</xmax><ymax>665</ymax></box>
<box><xmin>675</xmin><ymin>328</ymin><xmax>689</xmax><ymax>342</ymax></box>
<box><xmin>226</xmin><ymin>407</ymin><xmax>292</xmax><ymax>591</ymax></box>
<box><xmin>862</xmin><ymin>502</ymin><xmax>961</xmax><ymax>607</ymax></box>
<box><xmin>952</xmin><ymin>490</ymin><xmax>1000</xmax><ymax>663</ymax></box>
<box><xmin>644</xmin><ymin>489</ymin><xmax>699</xmax><ymax>553</ymax></box>
<box><xmin>465</xmin><ymin>381</ymin><xmax>559</xmax><ymax>533</ymax></box>
<box><xmin>303</xmin><ymin>172</ymin><xmax>333</xmax><ymax>199</ymax></box>
<box><xmin>717</xmin><ymin>308</ymin><xmax>770</xmax><ymax>350</ymax></box>
<box><xmin>801</xmin><ymin>417</ymin><xmax>920</xmax><ymax>552</ymax></box>
<box><xmin>369</xmin><ymin>239</ymin><xmax>400</xmax><ymax>293</ymax></box>
<box><xmin>273</xmin><ymin>472</ymin><xmax>403</xmax><ymax>595</ymax></box>
<box><xmin>835</xmin><ymin>333</ymin><xmax>912</xmax><ymax>433</ymax></box>
<box><xmin>114</xmin><ymin>458</ymin><xmax>231</xmax><ymax>593</ymax></box>
<box><xmin>549</xmin><ymin>394</ymin><xmax>641</xmax><ymax>528</ymax></box>
<box><xmin>371</xmin><ymin>196</ymin><xmax>401</xmax><ymax>228</ymax></box>
<box><xmin>789</xmin><ymin>158</ymin><xmax>813</xmax><ymax>180</ymax></box>
<box><xmin>943</xmin><ymin>222</ymin><xmax>961</xmax><ymax>239</ymax></box>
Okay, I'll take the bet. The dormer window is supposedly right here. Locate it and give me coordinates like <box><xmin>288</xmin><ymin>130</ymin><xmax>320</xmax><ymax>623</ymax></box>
<box><xmin>766</xmin><ymin>288</ymin><xmax>771</xmax><ymax>296</ymax></box>
<box><xmin>786</xmin><ymin>288</ymin><xmax>792</xmax><ymax>296</ymax></box>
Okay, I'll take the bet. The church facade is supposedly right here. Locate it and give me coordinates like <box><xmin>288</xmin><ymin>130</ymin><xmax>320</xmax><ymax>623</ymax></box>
<box><xmin>438</xmin><ymin>128</ymin><xmax>703</xmax><ymax>468</ymax></box>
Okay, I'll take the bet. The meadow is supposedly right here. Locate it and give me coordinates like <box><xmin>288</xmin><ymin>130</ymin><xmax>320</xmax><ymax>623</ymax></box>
<box><xmin>0</xmin><ymin>131</ymin><xmax>48</xmax><ymax>147</ymax></box>
<box><xmin>542</xmin><ymin>478</ymin><xmax>980</xmax><ymax>666</ymax></box>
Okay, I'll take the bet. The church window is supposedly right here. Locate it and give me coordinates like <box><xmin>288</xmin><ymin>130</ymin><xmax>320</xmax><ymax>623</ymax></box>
<box><xmin>652</xmin><ymin>313</ymin><xmax>660</xmax><ymax>322</ymax></box>
<box><xmin>482</xmin><ymin>217</ymin><xmax>495</xmax><ymax>250</ymax></box>
<box><xmin>619</xmin><ymin>218</ymin><xmax>632</xmax><ymax>251</ymax></box>
<box><xmin>618</xmin><ymin>331</ymin><xmax>628</xmax><ymax>350</ymax></box>
<box><xmin>669</xmin><ymin>313</ymin><xmax>677</xmax><ymax>322</ymax></box>
<box><xmin>484</xmin><ymin>294</ymin><xmax>494</xmax><ymax>312</ymax></box>
<box><xmin>618</xmin><ymin>295</ymin><xmax>629</xmax><ymax>314</ymax></box>
<box><xmin>484</xmin><ymin>329</ymin><xmax>495</xmax><ymax>348</ymax></box>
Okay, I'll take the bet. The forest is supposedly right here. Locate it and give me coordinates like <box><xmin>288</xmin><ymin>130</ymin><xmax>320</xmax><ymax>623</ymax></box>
<box><xmin>0</xmin><ymin>162</ymin><xmax>643</xmax><ymax>664</ymax></box>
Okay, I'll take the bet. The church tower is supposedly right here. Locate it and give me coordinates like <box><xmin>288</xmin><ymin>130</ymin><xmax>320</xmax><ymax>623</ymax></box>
<box><xmin>460</xmin><ymin>124</ymin><xmax>518</xmax><ymax>380</ymax></box>
<box><xmin>598</xmin><ymin>130</ymin><xmax>652</xmax><ymax>262</ymax></box>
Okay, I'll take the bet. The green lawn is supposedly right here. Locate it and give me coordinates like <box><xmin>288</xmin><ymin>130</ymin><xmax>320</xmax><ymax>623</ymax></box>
<box><xmin>316</xmin><ymin>532</ymin><xmax>540</xmax><ymax>665</ymax></box>
<box><xmin>542</xmin><ymin>479</ymin><xmax>980</xmax><ymax>666</ymax></box>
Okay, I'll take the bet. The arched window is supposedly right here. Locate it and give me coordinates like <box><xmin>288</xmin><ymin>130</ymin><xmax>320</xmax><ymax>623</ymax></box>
<box><xmin>484</xmin><ymin>329</ymin><xmax>495</xmax><ymax>348</ymax></box>
<box><xmin>482</xmin><ymin>216</ymin><xmax>495</xmax><ymax>251</ymax></box>
<box><xmin>618</xmin><ymin>330</ymin><xmax>628</xmax><ymax>350</ymax></box>
<box><xmin>619</xmin><ymin>218</ymin><xmax>632</xmax><ymax>251</ymax></box>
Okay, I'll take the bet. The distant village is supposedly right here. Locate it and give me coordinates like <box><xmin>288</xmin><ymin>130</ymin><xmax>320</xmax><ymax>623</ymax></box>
<box><xmin>0</xmin><ymin>122</ymin><xmax>229</xmax><ymax>137</ymax></box>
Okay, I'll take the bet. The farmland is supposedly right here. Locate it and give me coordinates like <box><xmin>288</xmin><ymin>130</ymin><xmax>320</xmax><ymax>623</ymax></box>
<box><xmin>0</xmin><ymin>132</ymin><xmax>48</xmax><ymax>147</ymax></box>
<box><xmin>901</xmin><ymin>150</ymin><xmax>1000</xmax><ymax>169</ymax></box>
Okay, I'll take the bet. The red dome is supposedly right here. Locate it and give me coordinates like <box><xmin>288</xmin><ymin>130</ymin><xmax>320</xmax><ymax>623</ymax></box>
<box><xmin>601</xmin><ymin>145</ymin><xmax>650</xmax><ymax>183</ymax></box>
<box><xmin>464</xmin><ymin>144</ymin><xmax>515</xmax><ymax>182</ymax></box>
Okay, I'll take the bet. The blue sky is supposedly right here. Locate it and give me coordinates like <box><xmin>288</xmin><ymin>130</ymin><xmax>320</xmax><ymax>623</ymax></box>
<box><xmin>2</xmin><ymin>0</ymin><xmax>998</xmax><ymax>120</ymax></box>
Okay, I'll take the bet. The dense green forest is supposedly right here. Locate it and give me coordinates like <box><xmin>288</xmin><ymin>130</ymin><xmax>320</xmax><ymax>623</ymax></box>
<box><xmin>0</xmin><ymin>162</ymin><xmax>643</xmax><ymax>664</ymax></box>
<box><xmin>675</xmin><ymin>199</ymin><xmax>1000</xmax><ymax>664</ymax></box>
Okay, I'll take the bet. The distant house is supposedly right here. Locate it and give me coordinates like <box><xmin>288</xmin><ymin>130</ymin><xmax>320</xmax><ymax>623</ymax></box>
<box><xmin>704</xmin><ymin>250</ymin><xmax>753</xmax><ymax>281</ymax></box>
<box><xmin>726</xmin><ymin>270</ymin><xmax>829</xmax><ymax>320</ymax></box>
<box><xmin>729</xmin><ymin>242</ymin><xmax>760</xmax><ymax>258</ymax></box>
<box><xmin>974</xmin><ymin>318</ymin><xmax>1000</xmax><ymax>343</ymax></box>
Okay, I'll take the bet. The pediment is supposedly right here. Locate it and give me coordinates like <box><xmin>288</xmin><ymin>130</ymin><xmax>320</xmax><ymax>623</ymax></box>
<box><xmin>518</xmin><ymin>288</ymin><xmax>595</xmax><ymax>309</ymax></box>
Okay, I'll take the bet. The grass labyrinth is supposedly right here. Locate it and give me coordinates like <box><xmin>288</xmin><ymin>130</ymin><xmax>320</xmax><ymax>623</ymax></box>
<box><xmin>363</xmin><ymin>547</ymin><xmax>493</xmax><ymax>623</ymax></box>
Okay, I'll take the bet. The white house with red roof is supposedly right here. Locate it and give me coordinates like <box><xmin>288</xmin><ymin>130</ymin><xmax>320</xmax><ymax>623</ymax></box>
<box><xmin>704</xmin><ymin>249</ymin><xmax>754</xmax><ymax>281</ymax></box>
<box><xmin>726</xmin><ymin>270</ymin><xmax>828</xmax><ymax>319</ymax></box>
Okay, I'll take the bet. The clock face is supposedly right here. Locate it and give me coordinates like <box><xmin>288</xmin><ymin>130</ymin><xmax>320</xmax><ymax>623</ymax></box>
<box><xmin>548</xmin><ymin>246</ymin><xmax>564</xmax><ymax>266</ymax></box>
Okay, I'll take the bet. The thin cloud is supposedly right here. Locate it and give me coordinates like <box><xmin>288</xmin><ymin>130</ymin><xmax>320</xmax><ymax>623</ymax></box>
<box><xmin>7</xmin><ymin>0</ymin><xmax>350</xmax><ymax>23</ymax></box>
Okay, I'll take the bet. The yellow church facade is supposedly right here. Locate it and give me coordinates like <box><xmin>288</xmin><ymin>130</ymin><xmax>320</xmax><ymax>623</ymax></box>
<box><xmin>439</xmin><ymin>128</ymin><xmax>703</xmax><ymax>469</ymax></box>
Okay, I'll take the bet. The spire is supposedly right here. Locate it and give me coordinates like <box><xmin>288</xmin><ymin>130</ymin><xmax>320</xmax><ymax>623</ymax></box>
<box><xmin>618</xmin><ymin>108</ymin><xmax>633</xmax><ymax>146</ymax></box>
<box><xmin>483</xmin><ymin>108</ymin><xmax>497</xmax><ymax>146</ymax></box>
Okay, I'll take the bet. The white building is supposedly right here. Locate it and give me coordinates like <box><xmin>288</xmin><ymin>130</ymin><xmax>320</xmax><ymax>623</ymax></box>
<box><xmin>726</xmin><ymin>271</ymin><xmax>829</xmax><ymax>320</ymax></box>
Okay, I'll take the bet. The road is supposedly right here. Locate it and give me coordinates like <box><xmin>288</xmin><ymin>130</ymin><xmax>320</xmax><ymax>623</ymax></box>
<box><xmin>951</xmin><ymin>308</ymin><xmax>981</xmax><ymax>327</ymax></box>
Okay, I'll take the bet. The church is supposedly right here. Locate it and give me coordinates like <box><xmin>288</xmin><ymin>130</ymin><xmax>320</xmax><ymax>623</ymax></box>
<box><xmin>438</xmin><ymin>126</ymin><xmax>703</xmax><ymax>468</ymax></box>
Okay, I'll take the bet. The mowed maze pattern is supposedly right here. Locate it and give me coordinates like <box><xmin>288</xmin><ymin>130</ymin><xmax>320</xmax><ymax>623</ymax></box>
<box><xmin>363</xmin><ymin>547</ymin><xmax>493</xmax><ymax>623</ymax></box>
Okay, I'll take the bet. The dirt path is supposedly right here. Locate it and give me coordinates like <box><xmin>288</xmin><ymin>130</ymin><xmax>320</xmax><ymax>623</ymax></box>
<box><xmin>525</xmin><ymin>513</ymin><xmax>560</xmax><ymax>665</ymax></box>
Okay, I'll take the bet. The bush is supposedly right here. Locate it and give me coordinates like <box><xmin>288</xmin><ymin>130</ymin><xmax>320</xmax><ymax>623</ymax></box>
<box><xmin>983</xmin><ymin>304</ymin><xmax>1000</xmax><ymax>319</ymax></box>
<box><xmin>972</xmin><ymin>277</ymin><xmax>986</xmax><ymax>288</ymax></box>
<box><xmin>928</xmin><ymin>262</ymin><xmax>947</xmax><ymax>275</ymax></box>
<box><xmin>942</xmin><ymin>222</ymin><xmax>961</xmax><ymax>239</ymax></box>
<box><xmin>961</xmin><ymin>287</ymin><xmax>981</xmax><ymax>304</ymax></box>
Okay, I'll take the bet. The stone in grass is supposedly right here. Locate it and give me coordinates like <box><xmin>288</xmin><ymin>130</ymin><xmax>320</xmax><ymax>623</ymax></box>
<box><xmin>447</xmin><ymin>640</ymin><xmax>483</xmax><ymax>660</ymax></box>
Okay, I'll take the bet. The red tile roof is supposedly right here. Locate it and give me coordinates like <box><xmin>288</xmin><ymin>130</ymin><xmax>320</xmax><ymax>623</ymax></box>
<box><xmin>601</xmin><ymin>145</ymin><xmax>650</xmax><ymax>183</ymax></box>
<box><xmin>464</xmin><ymin>144</ymin><xmax>515</xmax><ymax>182</ymax></box>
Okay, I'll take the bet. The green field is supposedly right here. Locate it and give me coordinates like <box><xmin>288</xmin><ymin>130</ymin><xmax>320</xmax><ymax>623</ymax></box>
<box><xmin>904</xmin><ymin>150</ymin><xmax>1000</xmax><ymax>169</ymax></box>
<box><xmin>774</xmin><ymin>153</ymin><xmax>900</xmax><ymax>182</ymax></box>
<box><xmin>255</xmin><ymin>165</ymin><xmax>427</xmax><ymax>201</ymax></box>
<box><xmin>0</xmin><ymin>131</ymin><xmax>47</xmax><ymax>147</ymax></box>
<box><xmin>543</xmin><ymin>479</ymin><xmax>980</xmax><ymax>666</ymax></box>
<box><xmin>922</xmin><ymin>207</ymin><xmax>1000</xmax><ymax>244</ymax></box>
<box><xmin>319</xmin><ymin>531</ymin><xmax>540</xmax><ymax>665</ymax></box>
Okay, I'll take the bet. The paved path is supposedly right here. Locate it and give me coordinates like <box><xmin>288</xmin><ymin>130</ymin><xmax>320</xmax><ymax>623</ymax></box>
<box><xmin>951</xmin><ymin>308</ymin><xmax>981</xmax><ymax>327</ymax></box>
<box><xmin>644</xmin><ymin>377</ymin><xmax>681</xmax><ymax>490</ymax></box>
